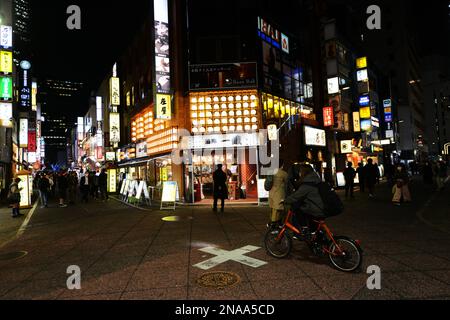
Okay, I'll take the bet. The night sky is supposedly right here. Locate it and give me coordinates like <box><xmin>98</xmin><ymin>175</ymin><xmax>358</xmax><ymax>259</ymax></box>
<box><xmin>31</xmin><ymin>0</ymin><xmax>150</xmax><ymax>97</ymax></box>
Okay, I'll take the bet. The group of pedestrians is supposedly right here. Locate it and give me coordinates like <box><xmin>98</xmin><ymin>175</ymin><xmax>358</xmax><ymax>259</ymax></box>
<box><xmin>343</xmin><ymin>159</ymin><xmax>380</xmax><ymax>199</ymax></box>
<box><xmin>422</xmin><ymin>160</ymin><xmax>448</xmax><ymax>191</ymax></box>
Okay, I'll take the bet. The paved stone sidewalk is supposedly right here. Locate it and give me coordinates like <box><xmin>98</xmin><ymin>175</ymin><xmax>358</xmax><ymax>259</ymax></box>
<box><xmin>0</xmin><ymin>177</ymin><xmax>449</xmax><ymax>300</ymax></box>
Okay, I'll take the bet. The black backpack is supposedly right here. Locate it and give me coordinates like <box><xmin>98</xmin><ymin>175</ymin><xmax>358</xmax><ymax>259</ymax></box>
<box><xmin>306</xmin><ymin>182</ymin><xmax>344</xmax><ymax>217</ymax></box>
<box><xmin>264</xmin><ymin>175</ymin><xmax>274</xmax><ymax>191</ymax></box>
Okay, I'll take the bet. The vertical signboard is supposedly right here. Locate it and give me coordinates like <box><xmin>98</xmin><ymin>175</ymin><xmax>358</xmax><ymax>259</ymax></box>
<box><xmin>31</xmin><ymin>82</ymin><xmax>37</xmax><ymax>111</ymax></box>
<box><xmin>27</xmin><ymin>131</ymin><xmax>37</xmax><ymax>152</ymax></box>
<box><xmin>353</xmin><ymin>112</ymin><xmax>361</xmax><ymax>132</ymax></box>
<box><xmin>0</xmin><ymin>76</ymin><xmax>12</xmax><ymax>100</ymax></box>
<box><xmin>154</xmin><ymin>0</ymin><xmax>172</xmax><ymax>118</ymax></box>
<box><xmin>19</xmin><ymin>119</ymin><xmax>28</xmax><ymax>148</ymax></box>
<box><xmin>323</xmin><ymin>106</ymin><xmax>334</xmax><ymax>127</ymax></box>
<box><xmin>109</xmin><ymin>113</ymin><xmax>120</xmax><ymax>144</ymax></box>
<box><xmin>110</xmin><ymin>77</ymin><xmax>120</xmax><ymax>106</ymax></box>
<box><xmin>383</xmin><ymin>99</ymin><xmax>392</xmax><ymax>123</ymax></box>
<box><xmin>0</xmin><ymin>51</ymin><xmax>13</xmax><ymax>73</ymax></box>
<box><xmin>0</xmin><ymin>26</ymin><xmax>13</xmax><ymax>48</ymax></box>
<box><xmin>155</xmin><ymin>93</ymin><xmax>172</xmax><ymax>120</ymax></box>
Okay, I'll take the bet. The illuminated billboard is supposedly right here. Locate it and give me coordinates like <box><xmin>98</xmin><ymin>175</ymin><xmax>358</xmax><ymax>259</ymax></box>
<box><xmin>0</xmin><ymin>51</ymin><xmax>12</xmax><ymax>73</ymax></box>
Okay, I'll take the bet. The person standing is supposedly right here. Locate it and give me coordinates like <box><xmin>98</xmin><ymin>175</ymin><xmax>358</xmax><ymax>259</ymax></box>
<box><xmin>8</xmin><ymin>178</ymin><xmax>23</xmax><ymax>218</ymax></box>
<box><xmin>392</xmin><ymin>164</ymin><xmax>411</xmax><ymax>205</ymax></box>
<box><xmin>343</xmin><ymin>162</ymin><xmax>356</xmax><ymax>199</ymax></box>
<box><xmin>38</xmin><ymin>174</ymin><xmax>50</xmax><ymax>208</ymax></box>
<box><xmin>99</xmin><ymin>169</ymin><xmax>108</xmax><ymax>201</ymax></box>
<box><xmin>268</xmin><ymin>162</ymin><xmax>288</xmax><ymax>227</ymax></box>
<box><xmin>80</xmin><ymin>171</ymin><xmax>90</xmax><ymax>203</ymax></box>
<box><xmin>364</xmin><ymin>159</ymin><xmax>379</xmax><ymax>198</ymax></box>
<box><xmin>356</xmin><ymin>162</ymin><xmax>365</xmax><ymax>193</ymax></box>
<box><xmin>57</xmin><ymin>170</ymin><xmax>68</xmax><ymax>208</ymax></box>
<box><xmin>67</xmin><ymin>172</ymin><xmax>79</xmax><ymax>204</ymax></box>
<box><xmin>212</xmin><ymin>164</ymin><xmax>228</xmax><ymax>212</ymax></box>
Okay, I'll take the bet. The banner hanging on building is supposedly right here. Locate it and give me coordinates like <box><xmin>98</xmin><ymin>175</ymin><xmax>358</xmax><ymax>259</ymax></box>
<box><xmin>109</xmin><ymin>113</ymin><xmax>120</xmax><ymax>143</ymax></box>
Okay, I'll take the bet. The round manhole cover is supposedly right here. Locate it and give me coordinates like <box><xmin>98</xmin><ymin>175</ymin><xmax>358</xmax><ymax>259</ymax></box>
<box><xmin>0</xmin><ymin>251</ymin><xmax>28</xmax><ymax>261</ymax></box>
<box><xmin>197</xmin><ymin>272</ymin><xmax>241</xmax><ymax>289</ymax></box>
<box><xmin>162</xmin><ymin>216</ymin><xmax>193</xmax><ymax>222</ymax></box>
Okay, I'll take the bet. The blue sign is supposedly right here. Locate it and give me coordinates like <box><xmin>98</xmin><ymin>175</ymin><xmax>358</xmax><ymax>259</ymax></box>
<box><xmin>359</xmin><ymin>95</ymin><xmax>370</xmax><ymax>106</ymax></box>
<box><xmin>385</xmin><ymin>114</ymin><xmax>392</xmax><ymax>122</ymax></box>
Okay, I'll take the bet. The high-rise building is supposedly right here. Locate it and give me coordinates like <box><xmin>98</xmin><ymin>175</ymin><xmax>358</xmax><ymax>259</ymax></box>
<box><xmin>12</xmin><ymin>0</ymin><xmax>31</xmax><ymax>62</ymax></box>
<box><xmin>39</xmin><ymin>79</ymin><xmax>85</xmax><ymax>165</ymax></box>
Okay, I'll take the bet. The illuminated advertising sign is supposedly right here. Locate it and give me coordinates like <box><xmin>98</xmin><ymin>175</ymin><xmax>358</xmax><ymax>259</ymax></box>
<box><xmin>353</xmin><ymin>112</ymin><xmax>361</xmax><ymax>132</ymax></box>
<box><xmin>154</xmin><ymin>0</ymin><xmax>171</xmax><ymax>95</ymax></box>
<box><xmin>360</xmin><ymin>119</ymin><xmax>371</xmax><ymax>131</ymax></box>
<box><xmin>109</xmin><ymin>113</ymin><xmax>120</xmax><ymax>143</ymax></box>
<box><xmin>96</xmin><ymin>96</ymin><xmax>103</xmax><ymax>121</ymax></box>
<box><xmin>0</xmin><ymin>76</ymin><xmax>12</xmax><ymax>100</ymax></box>
<box><xmin>323</xmin><ymin>106</ymin><xmax>334</xmax><ymax>127</ymax></box>
<box><xmin>0</xmin><ymin>51</ymin><xmax>12</xmax><ymax>73</ymax></box>
<box><xmin>257</xmin><ymin>17</ymin><xmax>285</xmax><ymax>50</ymax></box>
<box><xmin>28</xmin><ymin>131</ymin><xmax>36</xmax><ymax>152</ymax></box>
<box><xmin>110</xmin><ymin>77</ymin><xmax>120</xmax><ymax>106</ymax></box>
<box><xmin>340</xmin><ymin>140</ymin><xmax>353</xmax><ymax>154</ymax></box>
<box><xmin>0</xmin><ymin>102</ymin><xmax>12</xmax><ymax>120</ymax></box>
<box><xmin>359</xmin><ymin>107</ymin><xmax>371</xmax><ymax>119</ymax></box>
<box><xmin>0</xmin><ymin>26</ymin><xmax>13</xmax><ymax>48</ymax></box>
<box><xmin>383</xmin><ymin>99</ymin><xmax>392</xmax><ymax>123</ymax></box>
<box><xmin>267</xmin><ymin>124</ymin><xmax>278</xmax><ymax>141</ymax></box>
<box><xmin>357</xmin><ymin>69</ymin><xmax>368</xmax><ymax>82</ymax></box>
<box><xmin>19</xmin><ymin>119</ymin><xmax>28</xmax><ymax>148</ymax></box>
<box><xmin>31</xmin><ymin>82</ymin><xmax>37</xmax><ymax>110</ymax></box>
<box><xmin>327</xmin><ymin>77</ymin><xmax>339</xmax><ymax>94</ymax></box>
<box><xmin>155</xmin><ymin>93</ymin><xmax>172</xmax><ymax>120</ymax></box>
<box><xmin>356</xmin><ymin>57</ymin><xmax>367</xmax><ymax>69</ymax></box>
<box><xmin>304</xmin><ymin>126</ymin><xmax>326</xmax><ymax>147</ymax></box>
<box><xmin>107</xmin><ymin>169</ymin><xmax>117</xmax><ymax>193</ymax></box>
<box><xmin>105</xmin><ymin>152</ymin><xmax>116</xmax><ymax>161</ymax></box>
<box><xmin>359</xmin><ymin>95</ymin><xmax>370</xmax><ymax>106</ymax></box>
<box><xmin>371</xmin><ymin>116</ymin><xmax>380</xmax><ymax>128</ymax></box>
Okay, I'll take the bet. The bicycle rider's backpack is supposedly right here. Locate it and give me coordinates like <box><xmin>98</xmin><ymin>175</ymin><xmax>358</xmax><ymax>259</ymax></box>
<box><xmin>308</xmin><ymin>182</ymin><xmax>344</xmax><ymax>217</ymax></box>
<box><xmin>264</xmin><ymin>175</ymin><xmax>274</xmax><ymax>191</ymax></box>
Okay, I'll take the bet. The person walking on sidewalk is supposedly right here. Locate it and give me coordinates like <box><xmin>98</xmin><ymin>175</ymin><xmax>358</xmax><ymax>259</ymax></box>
<box><xmin>344</xmin><ymin>162</ymin><xmax>356</xmax><ymax>199</ymax></box>
<box><xmin>213</xmin><ymin>164</ymin><xmax>228</xmax><ymax>212</ymax></box>
<box><xmin>80</xmin><ymin>171</ymin><xmax>90</xmax><ymax>203</ymax></box>
<box><xmin>364</xmin><ymin>159</ymin><xmax>379</xmax><ymax>198</ymax></box>
<box><xmin>392</xmin><ymin>164</ymin><xmax>411</xmax><ymax>206</ymax></box>
<box><xmin>98</xmin><ymin>169</ymin><xmax>108</xmax><ymax>201</ymax></box>
<box><xmin>356</xmin><ymin>162</ymin><xmax>365</xmax><ymax>193</ymax></box>
<box><xmin>422</xmin><ymin>161</ymin><xmax>434</xmax><ymax>185</ymax></box>
<box><xmin>8</xmin><ymin>178</ymin><xmax>23</xmax><ymax>218</ymax></box>
<box><xmin>38</xmin><ymin>174</ymin><xmax>50</xmax><ymax>208</ymax></box>
<box><xmin>268</xmin><ymin>161</ymin><xmax>288</xmax><ymax>227</ymax></box>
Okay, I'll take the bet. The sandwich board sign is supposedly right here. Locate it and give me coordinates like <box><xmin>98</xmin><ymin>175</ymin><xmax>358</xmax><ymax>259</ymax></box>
<box><xmin>161</xmin><ymin>181</ymin><xmax>178</xmax><ymax>210</ymax></box>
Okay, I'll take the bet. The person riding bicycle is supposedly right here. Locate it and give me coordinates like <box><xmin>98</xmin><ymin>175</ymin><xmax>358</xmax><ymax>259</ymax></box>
<box><xmin>283</xmin><ymin>162</ymin><xmax>325</xmax><ymax>239</ymax></box>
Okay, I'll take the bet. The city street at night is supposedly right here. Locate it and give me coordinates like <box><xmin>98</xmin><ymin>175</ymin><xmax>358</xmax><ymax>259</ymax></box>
<box><xmin>0</xmin><ymin>0</ymin><xmax>449</xmax><ymax>308</ymax></box>
<box><xmin>0</xmin><ymin>178</ymin><xmax>449</xmax><ymax>300</ymax></box>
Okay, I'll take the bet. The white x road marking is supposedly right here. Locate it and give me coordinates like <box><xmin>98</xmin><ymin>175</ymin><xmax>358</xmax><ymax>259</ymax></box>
<box><xmin>193</xmin><ymin>245</ymin><xmax>268</xmax><ymax>270</ymax></box>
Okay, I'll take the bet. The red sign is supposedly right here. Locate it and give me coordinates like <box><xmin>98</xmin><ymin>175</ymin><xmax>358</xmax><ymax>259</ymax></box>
<box><xmin>323</xmin><ymin>107</ymin><xmax>334</xmax><ymax>127</ymax></box>
<box><xmin>27</xmin><ymin>131</ymin><xmax>36</xmax><ymax>152</ymax></box>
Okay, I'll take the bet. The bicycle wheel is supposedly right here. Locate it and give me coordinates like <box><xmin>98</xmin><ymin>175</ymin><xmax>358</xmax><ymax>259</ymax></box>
<box><xmin>264</xmin><ymin>228</ymin><xmax>292</xmax><ymax>259</ymax></box>
<box><xmin>328</xmin><ymin>236</ymin><xmax>362</xmax><ymax>272</ymax></box>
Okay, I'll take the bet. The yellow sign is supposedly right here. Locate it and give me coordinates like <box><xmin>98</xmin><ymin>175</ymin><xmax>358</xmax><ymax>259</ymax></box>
<box><xmin>110</xmin><ymin>77</ymin><xmax>120</xmax><ymax>106</ymax></box>
<box><xmin>359</xmin><ymin>107</ymin><xmax>371</xmax><ymax>119</ymax></box>
<box><xmin>353</xmin><ymin>112</ymin><xmax>361</xmax><ymax>132</ymax></box>
<box><xmin>107</xmin><ymin>169</ymin><xmax>117</xmax><ymax>193</ymax></box>
<box><xmin>156</xmin><ymin>94</ymin><xmax>172</xmax><ymax>120</ymax></box>
<box><xmin>356</xmin><ymin>57</ymin><xmax>367</xmax><ymax>69</ymax></box>
<box><xmin>0</xmin><ymin>51</ymin><xmax>12</xmax><ymax>73</ymax></box>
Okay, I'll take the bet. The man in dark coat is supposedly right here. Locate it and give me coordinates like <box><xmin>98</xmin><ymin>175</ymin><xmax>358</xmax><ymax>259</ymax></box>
<box><xmin>99</xmin><ymin>169</ymin><xmax>108</xmax><ymax>200</ymax></box>
<box><xmin>343</xmin><ymin>162</ymin><xmax>356</xmax><ymax>199</ymax></box>
<box><xmin>364</xmin><ymin>159</ymin><xmax>379</xmax><ymax>198</ymax></box>
<box><xmin>356</xmin><ymin>163</ymin><xmax>365</xmax><ymax>193</ymax></box>
<box><xmin>213</xmin><ymin>164</ymin><xmax>228</xmax><ymax>212</ymax></box>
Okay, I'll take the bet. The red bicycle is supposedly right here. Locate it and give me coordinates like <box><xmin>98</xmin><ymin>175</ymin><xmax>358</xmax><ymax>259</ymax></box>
<box><xmin>264</xmin><ymin>208</ymin><xmax>363</xmax><ymax>272</ymax></box>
